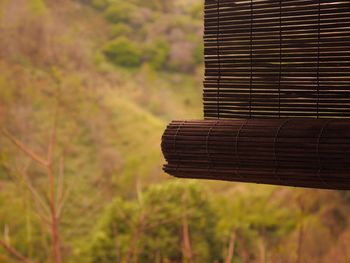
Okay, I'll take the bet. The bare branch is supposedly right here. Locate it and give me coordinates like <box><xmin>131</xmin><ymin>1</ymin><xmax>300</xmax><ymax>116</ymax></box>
<box><xmin>4</xmin><ymin>163</ymin><xmax>51</xmax><ymax>226</ymax></box>
<box><xmin>18</xmin><ymin>168</ymin><xmax>51</xmax><ymax>222</ymax></box>
<box><xmin>47</xmin><ymin>105</ymin><xmax>58</xmax><ymax>165</ymax></box>
<box><xmin>0</xmin><ymin>239</ymin><xmax>35</xmax><ymax>263</ymax></box>
<box><xmin>56</xmin><ymin>184</ymin><xmax>71</xmax><ymax>218</ymax></box>
<box><xmin>57</xmin><ymin>155</ymin><xmax>65</xmax><ymax>205</ymax></box>
<box><xmin>143</xmin><ymin>210</ymin><xmax>195</xmax><ymax>231</ymax></box>
<box><xmin>1</xmin><ymin>129</ymin><xmax>48</xmax><ymax>167</ymax></box>
<box><xmin>45</xmin><ymin>103</ymin><xmax>63</xmax><ymax>263</ymax></box>
<box><xmin>32</xmin><ymin>202</ymin><xmax>52</xmax><ymax>227</ymax></box>
<box><xmin>224</xmin><ymin>230</ymin><xmax>236</xmax><ymax>263</ymax></box>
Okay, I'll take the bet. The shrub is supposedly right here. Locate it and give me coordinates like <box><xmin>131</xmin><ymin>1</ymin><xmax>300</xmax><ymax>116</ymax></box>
<box><xmin>86</xmin><ymin>182</ymin><xmax>221</xmax><ymax>263</ymax></box>
<box><xmin>188</xmin><ymin>3</ymin><xmax>203</xmax><ymax>20</ymax></box>
<box><xmin>145</xmin><ymin>40</ymin><xmax>170</xmax><ymax>70</ymax></box>
<box><xmin>103</xmin><ymin>37</ymin><xmax>142</xmax><ymax>68</ymax></box>
<box><xmin>90</xmin><ymin>0</ymin><xmax>109</xmax><ymax>10</ymax></box>
<box><xmin>104</xmin><ymin>2</ymin><xmax>136</xmax><ymax>23</ymax></box>
<box><xmin>110</xmin><ymin>24</ymin><xmax>133</xmax><ymax>38</ymax></box>
<box><xmin>28</xmin><ymin>0</ymin><xmax>48</xmax><ymax>16</ymax></box>
<box><xmin>193</xmin><ymin>42</ymin><xmax>204</xmax><ymax>65</ymax></box>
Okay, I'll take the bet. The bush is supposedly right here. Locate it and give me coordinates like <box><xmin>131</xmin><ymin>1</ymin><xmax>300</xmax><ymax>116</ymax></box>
<box><xmin>145</xmin><ymin>40</ymin><xmax>170</xmax><ymax>70</ymax></box>
<box><xmin>188</xmin><ymin>3</ymin><xmax>203</xmax><ymax>20</ymax></box>
<box><xmin>193</xmin><ymin>42</ymin><xmax>204</xmax><ymax>65</ymax></box>
<box><xmin>28</xmin><ymin>0</ymin><xmax>48</xmax><ymax>16</ymax></box>
<box><xmin>103</xmin><ymin>37</ymin><xmax>142</xmax><ymax>68</ymax></box>
<box><xmin>110</xmin><ymin>24</ymin><xmax>133</xmax><ymax>38</ymax></box>
<box><xmin>90</xmin><ymin>0</ymin><xmax>109</xmax><ymax>10</ymax></box>
<box><xmin>104</xmin><ymin>2</ymin><xmax>136</xmax><ymax>23</ymax></box>
<box><xmin>86</xmin><ymin>182</ymin><xmax>221</xmax><ymax>263</ymax></box>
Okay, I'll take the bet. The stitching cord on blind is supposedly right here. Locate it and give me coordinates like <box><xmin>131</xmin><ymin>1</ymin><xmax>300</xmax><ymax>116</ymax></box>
<box><xmin>317</xmin><ymin>0</ymin><xmax>321</xmax><ymax>118</ymax></box>
<box><xmin>162</xmin><ymin>0</ymin><xmax>350</xmax><ymax>190</ymax></box>
<box><xmin>216</xmin><ymin>0</ymin><xmax>221</xmax><ymax>118</ymax></box>
<box><xmin>249</xmin><ymin>0</ymin><xmax>253</xmax><ymax>117</ymax></box>
<box><xmin>278</xmin><ymin>0</ymin><xmax>282</xmax><ymax>117</ymax></box>
<box><xmin>316</xmin><ymin>119</ymin><xmax>332</xmax><ymax>187</ymax></box>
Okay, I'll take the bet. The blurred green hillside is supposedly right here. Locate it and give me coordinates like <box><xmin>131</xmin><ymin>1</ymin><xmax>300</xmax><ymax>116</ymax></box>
<box><xmin>1</xmin><ymin>0</ymin><xmax>350</xmax><ymax>262</ymax></box>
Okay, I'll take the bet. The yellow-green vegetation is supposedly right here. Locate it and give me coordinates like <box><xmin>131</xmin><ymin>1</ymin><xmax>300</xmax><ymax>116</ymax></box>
<box><xmin>1</xmin><ymin>0</ymin><xmax>350</xmax><ymax>262</ymax></box>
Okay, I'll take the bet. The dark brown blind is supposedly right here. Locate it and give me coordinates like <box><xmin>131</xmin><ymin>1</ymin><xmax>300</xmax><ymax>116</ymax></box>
<box><xmin>161</xmin><ymin>0</ymin><xmax>350</xmax><ymax>190</ymax></box>
<box><xmin>204</xmin><ymin>0</ymin><xmax>350</xmax><ymax>119</ymax></box>
<box><xmin>162</xmin><ymin>119</ymin><xmax>350</xmax><ymax>190</ymax></box>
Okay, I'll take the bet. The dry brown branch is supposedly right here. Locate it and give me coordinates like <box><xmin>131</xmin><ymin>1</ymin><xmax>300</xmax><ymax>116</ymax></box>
<box><xmin>125</xmin><ymin>213</ymin><xmax>146</xmax><ymax>263</ymax></box>
<box><xmin>182</xmin><ymin>212</ymin><xmax>193</xmax><ymax>263</ymax></box>
<box><xmin>2</xmin><ymin>103</ymin><xmax>63</xmax><ymax>263</ymax></box>
<box><xmin>143</xmin><ymin>210</ymin><xmax>195</xmax><ymax>231</ymax></box>
<box><xmin>297</xmin><ymin>196</ymin><xmax>305</xmax><ymax>263</ymax></box>
<box><xmin>1</xmin><ymin>129</ymin><xmax>48</xmax><ymax>167</ymax></box>
<box><xmin>57</xmin><ymin>155</ymin><xmax>65</xmax><ymax>204</ymax></box>
<box><xmin>0</xmin><ymin>239</ymin><xmax>35</xmax><ymax>263</ymax></box>
<box><xmin>18</xmin><ymin>168</ymin><xmax>51</xmax><ymax>224</ymax></box>
<box><xmin>46</xmin><ymin>107</ymin><xmax>62</xmax><ymax>263</ymax></box>
<box><xmin>47</xmin><ymin>106</ymin><xmax>58</xmax><ymax>166</ymax></box>
<box><xmin>56</xmin><ymin>184</ymin><xmax>71</xmax><ymax>218</ymax></box>
<box><xmin>181</xmin><ymin>193</ymin><xmax>193</xmax><ymax>263</ymax></box>
<box><xmin>224</xmin><ymin>230</ymin><xmax>236</xmax><ymax>263</ymax></box>
<box><xmin>4</xmin><ymin>162</ymin><xmax>51</xmax><ymax>227</ymax></box>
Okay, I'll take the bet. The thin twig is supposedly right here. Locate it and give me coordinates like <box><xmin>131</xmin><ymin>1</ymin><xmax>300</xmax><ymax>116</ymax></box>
<box><xmin>56</xmin><ymin>184</ymin><xmax>71</xmax><ymax>218</ymax></box>
<box><xmin>47</xmin><ymin>105</ymin><xmax>58</xmax><ymax>166</ymax></box>
<box><xmin>0</xmin><ymin>239</ymin><xmax>35</xmax><ymax>263</ymax></box>
<box><xmin>5</xmin><ymin>162</ymin><xmax>51</xmax><ymax>226</ymax></box>
<box><xmin>57</xmin><ymin>155</ymin><xmax>65</xmax><ymax>206</ymax></box>
<box><xmin>1</xmin><ymin>129</ymin><xmax>48</xmax><ymax>167</ymax></box>
<box><xmin>143</xmin><ymin>209</ymin><xmax>195</xmax><ymax>231</ymax></box>
<box><xmin>17</xmin><ymin>168</ymin><xmax>51</xmax><ymax>223</ymax></box>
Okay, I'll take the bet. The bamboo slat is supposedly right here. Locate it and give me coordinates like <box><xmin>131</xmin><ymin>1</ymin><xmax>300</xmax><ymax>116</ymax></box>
<box><xmin>162</xmin><ymin>119</ymin><xmax>350</xmax><ymax>190</ymax></box>
<box><xmin>161</xmin><ymin>0</ymin><xmax>350</xmax><ymax>189</ymax></box>
<box><xmin>203</xmin><ymin>0</ymin><xmax>350</xmax><ymax>119</ymax></box>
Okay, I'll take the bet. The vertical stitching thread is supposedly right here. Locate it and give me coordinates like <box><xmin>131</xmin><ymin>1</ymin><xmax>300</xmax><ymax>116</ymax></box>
<box><xmin>249</xmin><ymin>0</ymin><xmax>253</xmax><ymax>118</ymax></box>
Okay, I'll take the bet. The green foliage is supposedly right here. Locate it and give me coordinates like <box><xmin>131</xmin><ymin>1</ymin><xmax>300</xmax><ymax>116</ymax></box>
<box><xmin>28</xmin><ymin>0</ymin><xmax>48</xmax><ymax>16</ymax></box>
<box><xmin>86</xmin><ymin>198</ymin><xmax>138</xmax><ymax>262</ymax></box>
<box><xmin>110</xmin><ymin>24</ymin><xmax>133</xmax><ymax>38</ymax></box>
<box><xmin>193</xmin><ymin>42</ymin><xmax>204</xmax><ymax>65</ymax></box>
<box><xmin>86</xmin><ymin>182</ymin><xmax>221</xmax><ymax>263</ymax></box>
<box><xmin>103</xmin><ymin>37</ymin><xmax>142</xmax><ymax>67</ymax></box>
<box><xmin>138</xmin><ymin>0</ymin><xmax>160</xmax><ymax>10</ymax></box>
<box><xmin>140</xmin><ymin>182</ymin><xmax>220</xmax><ymax>262</ymax></box>
<box><xmin>145</xmin><ymin>39</ymin><xmax>170</xmax><ymax>70</ymax></box>
<box><xmin>187</xmin><ymin>3</ymin><xmax>203</xmax><ymax>19</ymax></box>
<box><xmin>0</xmin><ymin>75</ymin><xmax>14</xmax><ymax>104</ymax></box>
<box><xmin>104</xmin><ymin>2</ymin><xmax>136</xmax><ymax>24</ymax></box>
<box><xmin>93</xmin><ymin>0</ymin><xmax>203</xmax><ymax>72</ymax></box>
<box><xmin>90</xmin><ymin>0</ymin><xmax>109</xmax><ymax>10</ymax></box>
<box><xmin>212</xmin><ymin>187</ymin><xmax>301</xmax><ymax>261</ymax></box>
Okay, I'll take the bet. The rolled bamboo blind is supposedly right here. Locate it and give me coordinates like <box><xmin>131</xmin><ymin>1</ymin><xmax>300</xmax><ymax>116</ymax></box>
<box><xmin>161</xmin><ymin>0</ymin><xmax>350</xmax><ymax>190</ymax></box>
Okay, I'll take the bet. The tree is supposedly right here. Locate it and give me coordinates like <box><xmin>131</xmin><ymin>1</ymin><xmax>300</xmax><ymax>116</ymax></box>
<box><xmin>104</xmin><ymin>2</ymin><xmax>136</xmax><ymax>24</ymax></box>
<box><xmin>145</xmin><ymin>40</ymin><xmax>170</xmax><ymax>70</ymax></box>
<box><xmin>103</xmin><ymin>37</ymin><xmax>142</xmax><ymax>68</ymax></box>
<box><xmin>1</xmin><ymin>102</ymin><xmax>71</xmax><ymax>263</ymax></box>
<box><xmin>215</xmin><ymin>187</ymin><xmax>297</xmax><ymax>263</ymax></box>
<box><xmin>86</xmin><ymin>182</ymin><xmax>221</xmax><ymax>263</ymax></box>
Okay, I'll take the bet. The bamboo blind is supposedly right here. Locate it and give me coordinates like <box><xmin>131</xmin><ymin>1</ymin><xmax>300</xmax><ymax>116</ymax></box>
<box><xmin>204</xmin><ymin>0</ymin><xmax>350</xmax><ymax>118</ymax></box>
<box><xmin>161</xmin><ymin>0</ymin><xmax>350</xmax><ymax>190</ymax></box>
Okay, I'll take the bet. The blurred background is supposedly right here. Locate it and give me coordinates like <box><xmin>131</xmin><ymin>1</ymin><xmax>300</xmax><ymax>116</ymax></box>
<box><xmin>1</xmin><ymin>0</ymin><xmax>350</xmax><ymax>262</ymax></box>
